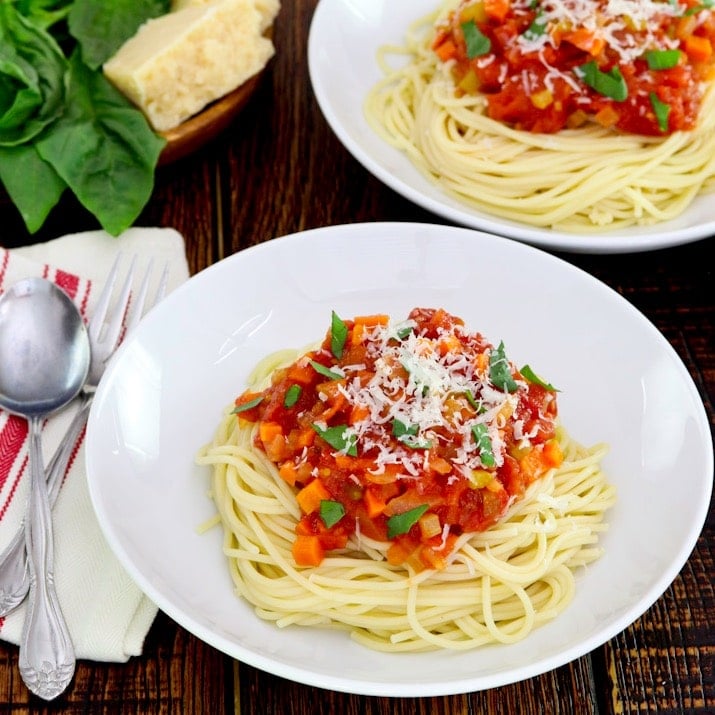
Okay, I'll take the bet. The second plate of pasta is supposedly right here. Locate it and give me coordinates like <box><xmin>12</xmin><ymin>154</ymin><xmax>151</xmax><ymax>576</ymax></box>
<box><xmin>307</xmin><ymin>0</ymin><xmax>715</xmax><ymax>253</ymax></box>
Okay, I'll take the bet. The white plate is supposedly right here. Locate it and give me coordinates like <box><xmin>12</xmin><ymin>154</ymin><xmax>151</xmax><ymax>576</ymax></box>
<box><xmin>307</xmin><ymin>0</ymin><xmax>715</xmax><ymax>254</ymax></box>
<box><xmin>86</xmin><ymin>222</ymin><xmax>713</xmax><ymax>697</ymax></box>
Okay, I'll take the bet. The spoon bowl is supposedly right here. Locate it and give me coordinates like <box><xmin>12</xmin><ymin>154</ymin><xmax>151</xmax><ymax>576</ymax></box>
<box><xmin>0</xmin><ymin>277</ymin><xmax>90</xmax><ymax>700</ymax></box>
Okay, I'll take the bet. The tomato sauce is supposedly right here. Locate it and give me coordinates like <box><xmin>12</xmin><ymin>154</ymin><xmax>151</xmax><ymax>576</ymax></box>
<box><xmin>233</xmin><ymin>308</ymin><xmax>562</xmax><ymax>570</ymax></box>
<box><xmin>432</xmin><ymin>0</ymin><xmax>715</xmax><ymax>135</ymax></box>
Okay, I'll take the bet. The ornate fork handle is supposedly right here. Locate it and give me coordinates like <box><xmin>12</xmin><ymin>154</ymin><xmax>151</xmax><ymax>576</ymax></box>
<box><xmin>0</xmin><ymin>395</ymin><xmax>92</xmax><ymax>616</ymax></box>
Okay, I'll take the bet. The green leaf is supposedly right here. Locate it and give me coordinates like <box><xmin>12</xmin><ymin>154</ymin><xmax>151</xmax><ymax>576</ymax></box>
<box><xmin>520</xmin><ymin>364</ymin><xmax>558</xmax><ymax>391</ymax></box>
<box><xmin>462</xmin><ymin>21</ymin><xmax>490</xmax><ymax>58</ymax></box>
<box><xmin>283</xmin><ymin>384</ymin><xmax>302</xmax><ymax>408</ymax></box>
<box><xmin>35</xmin><ymin>50</ymin><xmax>165</xmax><ymax>236</ymax></box>
<box><xmin>312</xmin><ymin>423</ymin><xmax>358</xmax><ymax>456</ymax></box>
<box><xmin>575</xmin><ymin>61</ymin><xmax>628</xmax><ymax>101</ymax></box>
<box><xmin>392</xmin><ymin>419</ymin><xmax>418</xmax><ymax>440</ymax></box>
<box><xmin>13</xmin><ymin>0</ymin><xmax>73</xmax><ymax>31</ymax></box>
<box><xmin>330</xmin><ymin>310</ymin><xmax>348</xmax><ymax>359</ymax></box>
<box><xmin>489</xmin><ymin>341</ymin><xmax>518</xmax><ymax>393</ymax></box>
<box><xmin>387</xmin><ymin>504</ymin><xmax>429</xmax><ymax>539</ymax></box>
<box><xmin>320</xmin><ymin>500</ymin><xmax>345</xmax><ymax>528</ymax></box>
<box><xmin>0</xmin><ymin>3</ymin><xmax>67</xmax><ymax>146</ymax></box>
<box><xmin>471</xmin><ymin>424</ymin><xmax>496</xmax><ymax>467</ymax></box>
<box><xmin>464</xmin><ymin>389</ymin><xmax>484</xmax><ymax>412</ymax></box>
<box><xmin>232</xmin><ymin>395</ymin><xmax>264</xmax><ymax>414</ymax></box>
<box><xmin>68</xmin><ymin>0</ymin><xmax>170</xmax><ymax>70</ymax></box>
<box><xmin>0</xmin><ymin>142</ymin><xmax>66</xmax><ymax>232</ymax></box>
<box><xmin>396</xmin><ymin>325</ymin><xmax>414</xmax><ymax>340</ymax></box>
<box><xmin>309</xmin><ymin>359</ymin><xmax>343</xmax><ymax>381</ymax></box>
<box><xmin>524</xmin><ymin>11</ymin><xmax>547</xmax><ymax>41</ymax></box>
<box><xmin>644</xmin><ymin>49</ymin><xmax>681</xmax><ymax>70</ymax></box>
<box><xmin>649</xmin><ymin>92</ymin><xmax>670</xmax><ymax>133</ymax></box>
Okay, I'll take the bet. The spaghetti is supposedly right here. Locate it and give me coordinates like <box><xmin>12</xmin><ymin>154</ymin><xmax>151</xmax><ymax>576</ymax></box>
<box><xmin>197</xmin><ymin>309</ymin><xmax>616</xmax><ymax>652</ymax></box>
<box><xmin>363</xmin><ymin>0</ymin><xmax>715</xmax><ymax>232</ymax></box>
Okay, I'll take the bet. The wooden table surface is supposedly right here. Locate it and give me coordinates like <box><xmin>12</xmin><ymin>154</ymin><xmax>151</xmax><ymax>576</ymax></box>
<box><xmin>1</xmin><ymin>1</ymin><xmax>713</xmax><ymax>712</ymax></box>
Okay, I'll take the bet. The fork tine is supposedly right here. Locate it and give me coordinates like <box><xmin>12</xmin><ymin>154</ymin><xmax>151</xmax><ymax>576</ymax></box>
<box><xmin>88</xmin><ymin>252</ymin><xmax>123</xmax><ymax>342</ymax></box>
<box><xmin>125</xmin><ymin>258</ymin><xmax>154</xmax><ymax>334</ymax></box>
<box><xmin>102</xmin><ymin>255</ymin><xmax>137</xmax><ymax>351</ymax></box>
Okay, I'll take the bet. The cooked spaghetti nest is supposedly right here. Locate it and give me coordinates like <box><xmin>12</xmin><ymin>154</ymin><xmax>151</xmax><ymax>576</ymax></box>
<box><xmin>197</xmin><ymin>351</ymin><xmax>616</xmax><ymax>653</ymax></box>
<box><xmin>363</xmin><ymin>4</ymin><xmax>715</xmax><ymax>232</ymax></box>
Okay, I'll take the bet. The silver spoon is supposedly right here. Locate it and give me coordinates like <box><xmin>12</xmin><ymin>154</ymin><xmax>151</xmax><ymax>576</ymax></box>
<box><xmin>0</xmin><ymin>277</ymin><xmax>90</xmax><ymax>700</ymax></box>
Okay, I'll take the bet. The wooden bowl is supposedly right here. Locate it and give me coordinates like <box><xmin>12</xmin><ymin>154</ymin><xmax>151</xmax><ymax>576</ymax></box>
<box><xmin>158</xmin><ymin>70</ymin><xmax>264</xmax><ymax>165</ymax></box>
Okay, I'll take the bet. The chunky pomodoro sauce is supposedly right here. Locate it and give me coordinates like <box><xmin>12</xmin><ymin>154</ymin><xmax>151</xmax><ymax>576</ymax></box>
<box><xmin>233</xmin><ymin>308</ymin><xmax>563</xmax><ymax>571</ymax></box>
<box><xmin>432</xmin><ymin>0</ymin><xmax>715</xmax><ymax>135</ymax></box>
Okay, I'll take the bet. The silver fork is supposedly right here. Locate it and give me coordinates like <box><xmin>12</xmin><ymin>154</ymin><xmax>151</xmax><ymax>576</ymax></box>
<box><xmin>0</xmin><ymin>254</ymin><xmax>168</xmax><ymax>618</ymax></box>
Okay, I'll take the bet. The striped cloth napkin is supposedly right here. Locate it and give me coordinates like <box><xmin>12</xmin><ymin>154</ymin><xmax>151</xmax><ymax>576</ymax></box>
<box><xmin>0</xmin><ymin>227</ymin><xmax>190</xmax><ymax>662</ymax></box>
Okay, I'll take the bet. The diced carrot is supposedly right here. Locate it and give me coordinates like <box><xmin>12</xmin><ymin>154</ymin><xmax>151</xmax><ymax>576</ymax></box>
<box><xmin>351</xmin><ymin>322</ymin><xmax>366</xmax><ymax>346</ymax></box>
<box><xmin>259</xmin><ymin>421</ymin><xmax>282</xmax><ymax>445</ymax></box>
<box><xmin>386</xmin><ymin>539</ymin><xmax>414</xmax><ymax>566</ymax></box>
<box><xmin>484</xmin><ymin>0</ymin><xmax>509</xmax><ymax>22</ymax></box>
<box><xmin>349</xmin><ymin>404</ymin><xmax>371</xmax><ymax>425</ymax></box>
<box><xmin>419</xmin><ymin>545</ymin><xmax>447</xmax><ymax>571</ymax></box>
<box><xmin>542</xmin><ymin>438</ymin><xmax>564</xmax><ymax>468</ymax></box>
<box><xmin>295</xmin><ymin>477</ymin><xmax>332</xmax><ymax>514</ymax></box>
<box><xmin>429</xmin><ymin>456</ymin><xmax>452</xmax><ymax>475</ymax></box>
<box><xmin>418</xmin><ymin>512</ymin><xmax>442</xmax><ymax>540</ymax></box>
<box><xmin>434</xmin><ymin>38</ymin><xmax>458</xmax><ymax>63</ymax></box>
<box><xmin>286</xmin><ymin>360</ymin><xmax>316</xmax><ymax>385</ymax></box>
<box><xmin>292</xmin><ymin>535</ymin><xmax>324</xmax><ymax>566</ymax></box>
<box><xmin>354</xmin><ymin>314</ymin><xmax>389</xmax><ymax>326</ymax></box>
<box><xmin>684</xmin><ymin>35</ymin><xmax>712</xmax><ymax>63</ymax></box>
<box><xmin>563</xmin><ymin>29</ymin><xmax>605</xmax><ymax>56</ymax></box>
<box><xmin>594</xmin><ymin>105</ymin><xmax>620</xmax><ymax>128</ymax></box>
<box><xmin>437</xmin><ymin>334</ymin><xmax>461</xmax><ymax>355</ymax></box>
<box><xmin>279</xmin><ymin>461</ymin><xmax>300</xmax><ymax>486</ymax></box>
<box><xmin>364</xmin><ymin>487</ymin><xmax>388</xmax><ymax>518</ymax></box>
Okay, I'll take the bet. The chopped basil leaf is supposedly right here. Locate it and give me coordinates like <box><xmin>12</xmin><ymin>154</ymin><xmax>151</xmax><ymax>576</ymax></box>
<box><xmin>471</xmin><ymin>423</ymin><xmax>496</xmax><ymax>467</ymax></box>
<box><xmin>649</xmin><ymin>92</ymin><xmax>670</xmax><ymax>133</ymax></box>
<box><xmin>489</xmin><ymin>341</ymin><xmax>518</xmax><ymax>393</ymax></box>
<box><xmin>330</xmin><ymin>310</ymin><xmax>348</xmax><ymax>359</ymax></box>
<box><xmin>464</xmin><ymin>389</ymin><xmax>484</xmax><ymax>412</ymax></box>
<box><xmin>644</xmin><ymin>49</ymin><xmax>681</xmax><ymax>70</ymax></box>
<box><xmin>520</xmin><ymin>364</ymin><xmax>559</xmax><ymax>391</ymax></box>
<box><xmin>575</xmin><ymin>61</ymin><xmax>628</xmax><ymax>101</ymax></box>
<box><xmin>311</xmin><ymin>423</ymin><xmax>358</xmax><ymax>456</ymax></box>
<box><xmin>232</xmin><ymin>395</ymin><xmax>263</xmax><ymax>414</ymax></box>
<box><xmin>392</xmin><ymin>419</ymin><xmax>419</xmax><ymax>439</ymax></box>
<box><xmin>387</xmin><ymin>504</ymin><xmax>429</xmax><ymax>539</ymax></box>
<box><xmin>462</xmin><ymin>21</ymin><xmax>491</xmax><ymax>58</ymax></box>
<box><xmin>309</xmin><ymin>359</ymin><xmax>343</xmax><ymax>381</ymax></box>
<box><xmin>396</xmin><ymin>325</ymin><xmax>414</xmax><ymax>340</ymax></box>
<box><xmin>402</xmin><ymin>438</ymin><xmax>433</xmax><ymax>450</ymax></box>
<box><xmin>320</xmin><ymin>499</ymin><xmax>345</xmax><ymax>528</ymax></box>
<box><xmin>284</xmin><ymin>384</ymin><xmax>302</xmax><ymax>408</ymax></box>
<box><xmin>524</xmin><ymin>11</ymin><xmax>547</xmax><ymax>41</ymax></box>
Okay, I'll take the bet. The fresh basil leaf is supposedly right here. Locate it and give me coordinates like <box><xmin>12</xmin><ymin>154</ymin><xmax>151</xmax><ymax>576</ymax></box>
<box><xmin>396</xmin><ymin>325</ymin><xmax>414</xmax><ymax>340</ymax></box>
<box><xmin>312</xmin><ymin>423</ymin><xmax>358</xmax><ymax>456</ymax></box>
<box><xmin>464</xmin><ymin>389</ymin><xmax>484</xmax><ymax>412</ymax></box>
<box><xmin>283</xmin><ymin>384</ymin><xmax>302</xmax><ymax>408</ymax></box>
<box><xmin>35</xmin><ymin>51</ymin><xmax>165</xmax><ymax>236</ymax></box>
<box><xmin>520</xmin><ymin>364</ymin><xmax>558</xmax><ymax>391</ymax></box>
<box><xmin>489</xmin><ymin>341</ymin><xmax>518</xmax><ymax>393</ymax></box>
<box><xmin>330</xmin><ymin>310</ymin><xmax>348</xmax><ymax>359</ymax></box>
<box><xmin>649</xmin><ymin>92</ymin><xmax>670</xmax><ymax>133</ymax></box>
<box><xmin>387</xmin><ymin>504</ymin><xmax>429</xmax><ymax>539</ymax></box>
<box><xmin>471</xmin><ymin>423</ymin><xmax>496</xmax><ymax>467</ymax></box>
<box><xmin>232</xmin><ymin>395</ymin><xmax>264</xmax><ymax>414</ymax></box>
<box><xmin>575</xmin><ymin>61</ymin><xmax>628</xmax><ymax>101</ymax></box>
<box><xmin>309</xmin><ymin>359</ymin><xmax>343</xmax><ymax>381</ymax></box>
<box><xmin>320</xmin><ymin>499</ymin><xmax>345</xmax><ymax>528</ymax></box>
<box><xmin>0</xmin><ymin>3</ymin><xmax>67</xmax><ymax>146</ymax></box>
<box><xmin>68</xmin><ymin>0</ymin><xmax>169</xmax><ymax>70</ymax></box>
<box><xmin>462</xmin><ymin>21</ymin><xmax>490</xmax><ymax>58</ymax></box>
<box><xmin>0</xmin><ymin>142</ymin><xmax>65</xmax><ymax>233</ymax></box>
<box><xmin>644</xmin><ymin>49</ymin><xmax>681</xmax><ymax>70</ymax></box>
<box><xmin>524</xmin><ymin>11</ymin><xmax>547</xmax><ymax>41</ymax></box>
<box><xmin>392</xmin><ymin>419</ymin><xmax>419</xmax><ymax>439</ymax></box>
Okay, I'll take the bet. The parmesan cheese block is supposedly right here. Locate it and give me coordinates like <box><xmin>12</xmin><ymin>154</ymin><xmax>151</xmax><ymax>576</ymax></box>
<box><xmin>172</xmin><ymin>0</ymin><xmax>280</xmax><ymax>32</ymax></box>
<box><xmin>103</xmin><ymin>0</ymin><xmax>275</xmax><ymax>132</ymax></box>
